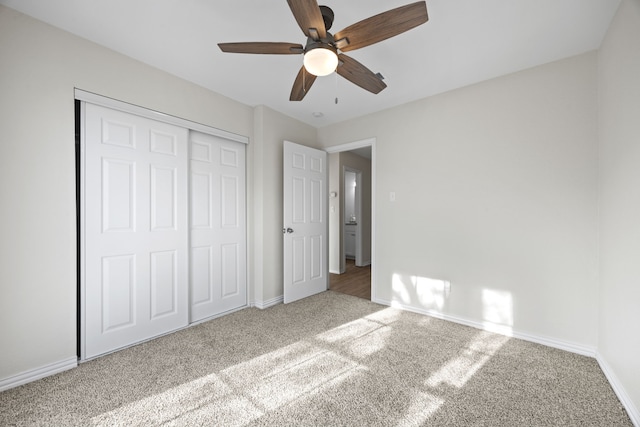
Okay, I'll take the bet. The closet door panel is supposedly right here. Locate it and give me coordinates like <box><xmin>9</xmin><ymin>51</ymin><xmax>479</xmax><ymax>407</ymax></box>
<box><xmin>190</xmin><ymin>131</ymin><xmax>247</xmax><ymax>322</ymax></box>
<box><xmin>83</xmin><ymin>103</ymin><xmax>188</xmax><ymax>359</ymax></box>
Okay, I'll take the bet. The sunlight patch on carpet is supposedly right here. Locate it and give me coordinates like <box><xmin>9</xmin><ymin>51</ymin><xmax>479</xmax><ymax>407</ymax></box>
<box><xmin>316</xmin><ymin>318</ymin><xmax>383</xmax><ymax>343</ymax></box>
<box><xmin>401</xmin><ymin>392</ymin><xmax>445</xmax><ymax>427</ymax></box>
<box><xmin>221</xmin><ymin>341</ymin><xmax>362</xmax><ymax>411</ymax></box>
<box><xmin>91</xmin><ymin>373</ymin><xmax>263</xmax><ymax>426</ymax></box>
<box><xmin>364</xmin><ymin>307</ymin><xmax>403</xmax><ymax>324</ymax></box>
<box><xmin>340</xmin><ymin>325</ymin><xmax>393</xmax><ymax>359</ymax></box>
<box><xmin>425</xmin><ymin>332</ymin><xmax>509</xmax><ymax>389</ymax></box>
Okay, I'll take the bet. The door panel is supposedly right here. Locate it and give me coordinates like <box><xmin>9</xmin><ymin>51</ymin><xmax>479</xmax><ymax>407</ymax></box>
<box><xmin>283</xmin><ymin>141</ymin><xmax>328</xmax><ymax>303</ymax></box>
<box><xmin>84</xmin><ymin>103</ymin><xmax>189</xmax><ymax>359</ymax></box>
<box><xmin>311</xmin><ymin>178</ymin><xmax>322</xmax><ymax>223</ymax></box>
<box><xmin>310</xmin><ymin>235</ymin><xmax>322</xmax><ymax>279</ymax></box>
<box><xmin>292</xmin><ymin>177</ymin><xmax>305</xmax><ymax>222</ymax></box>
<box><xmin>221</xmin><ymin>175</ymin><xmax>239</xmax><ymax>227</ymax></box>
<box><xmin>191</xmin><ymin>246</ymin><xmax>212</xmax><ymax>306</ymax></box>
<box><xmin>150</xmin><ymin>250</ymin><xmax>178</xmax><ymax>318</ymax></box>
<box><xmin>150</xmin><ymin>166</ymin><xmax>177</xmax><ymax>231</ymax></box>
<box><xmin>191</xmin><ymin>172</ymin><xmax>212</xmax><ymax>228</ymax></box>
<box><xmin>102</xmin><ymin>158</ymin><xmax>135</xmax><ymax>232</ymax></box>
<box><xmin>189</xmin><ymin>131</ymin><xmax>247</xmax><ymax>322</ymax></box>
<box><xmin>292</xmin><ymin>236</ymin><xmax>305</xmax><ymax>285</ymax></box>
<box><xmin>101</xmin><ymin>254</ymin><xmax>135</xmax><ymax>331</ymax></box>
<box><xmin>221</xmin><ymin>243</ymin><xmax>240</xmax><ymax>297</ymax></box>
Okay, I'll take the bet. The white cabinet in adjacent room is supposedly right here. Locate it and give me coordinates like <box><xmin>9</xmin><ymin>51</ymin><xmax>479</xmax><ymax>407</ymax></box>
<box><xmin>345</xmin><ymin>223</ymin><xmax>356</xmax><ymax>259</ymax></box>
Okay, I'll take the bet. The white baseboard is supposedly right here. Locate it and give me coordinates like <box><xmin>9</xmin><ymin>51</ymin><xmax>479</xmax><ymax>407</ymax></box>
<box><xmin>0</xmin><ymin>357</ymin><xmax>77</xmax><ymax>392</ymax></box>
<box><xmin>596</xmin><ymin>353</ymin><xmax>640</xmax><ymax>427</ymax></box>
<box><xmin>373</xmin><ymin>297</ymin><xmax>597</xmax><ymax>356</ymax></box>
<box><xmin>252</xmin><ymin>295</ymin><xmax>283</xmax><ymax>309</ymax></box>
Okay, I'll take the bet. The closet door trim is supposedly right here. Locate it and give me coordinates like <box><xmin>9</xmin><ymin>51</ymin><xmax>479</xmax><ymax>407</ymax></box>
<box><xmin>74</xmin><ymin>89</ymin><xmax>249</xmax><ymax>145</ymax></box>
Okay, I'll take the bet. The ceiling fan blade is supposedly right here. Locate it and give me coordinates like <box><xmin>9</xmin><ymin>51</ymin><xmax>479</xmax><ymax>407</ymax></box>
<box><xmin>218</xmin><ymin>42</ymin><xmax>304</xmax><ymax>55</ymax></box>
<box><xmin>336</xmin><ymin>54</ymin><xmax>387</xmax><ymax>94</ymax></box>
<box><xmin>334</xmin><ymin>1</ymin><xmax>428</xmax><ymax>52</ymax></box>
<box><xmin>290</xmin><ymin>66</ymin><xmax>317</xmax><ymax>101</ymax></box>
<box><xmin>287</xmin><ymin>0</ymin><xmax>326</xmax><ymax>40</ymax></box>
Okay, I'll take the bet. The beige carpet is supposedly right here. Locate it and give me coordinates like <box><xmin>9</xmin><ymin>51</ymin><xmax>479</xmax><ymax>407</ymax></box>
<box><xmin>0</xmin><ymin>291</ymin><xmax>632</xmax><ymax>426</ymax></box>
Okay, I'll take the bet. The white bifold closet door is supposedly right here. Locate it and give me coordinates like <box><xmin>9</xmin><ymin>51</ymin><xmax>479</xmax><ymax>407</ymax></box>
<box><xmin>83</xmin><ymin>103</ymin><xmax>189</xmax><ymax>359</ymax></box>
<box><xmin>189</xmin><ymin>131</ymin><xmax>246</xmax><ymax>322</ymax></box>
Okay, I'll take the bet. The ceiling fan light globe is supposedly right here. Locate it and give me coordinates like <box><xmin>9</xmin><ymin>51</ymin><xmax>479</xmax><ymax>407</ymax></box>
<box><xmin>303</xmin><ymin>47</ymin><xmax>338</xmax><ymax>77</ymax></box>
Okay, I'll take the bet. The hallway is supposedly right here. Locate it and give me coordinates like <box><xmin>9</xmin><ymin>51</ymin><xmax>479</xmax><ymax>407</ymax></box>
<box><xmin>329</xmin><ymin>259</ymin><xmax>371</xmax><ymax>300</ymax></box>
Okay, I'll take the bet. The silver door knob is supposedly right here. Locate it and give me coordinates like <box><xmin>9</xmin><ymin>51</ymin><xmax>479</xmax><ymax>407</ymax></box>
<box><xmin>282</xmin><ymin>227</ymin><xmax>294</xmax><ymax>234</ymax></box>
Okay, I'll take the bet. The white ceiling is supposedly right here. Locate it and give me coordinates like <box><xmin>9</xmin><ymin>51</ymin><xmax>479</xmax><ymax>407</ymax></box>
<box><xmin>1</xmin><ymin>0</ymin><xmax>620</xmax><ymax>128</ymax></box>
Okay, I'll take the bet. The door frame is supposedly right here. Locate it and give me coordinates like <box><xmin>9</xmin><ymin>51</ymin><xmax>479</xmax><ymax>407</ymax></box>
<box><xmin>74</xmin><ymin>89</ymin><xmax>248</xmax><ymax>145</ymax></box>
<box><xmin>326</xmin><ymin>138</ymin><xmax>376</xmax><ymax>301</ymax></box>
<box><xmin>342</xmin><ymin>167</ymin><xmax>363</xmax><ymax>267</ymax></box>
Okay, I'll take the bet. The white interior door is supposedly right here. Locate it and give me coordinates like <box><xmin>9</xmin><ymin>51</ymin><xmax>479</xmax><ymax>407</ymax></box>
<box><xmin>83</xmin><ymin>103</ymin><xmax>188</xmax><ymax>359</ymax></box>
<box><xmin>190</xmin><ymin>131</ymin><xmax>247</xmax><ymax>322</ymax></box>
<box><xmin>283</xmin><ymin>141</ymin><xmax>328</xmax><ymax>303</ymax></box>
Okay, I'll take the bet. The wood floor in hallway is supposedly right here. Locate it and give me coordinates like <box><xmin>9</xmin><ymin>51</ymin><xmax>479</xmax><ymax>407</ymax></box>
<box><xmin>329</xmin><ymin>259</ymin><xmax>371</xmax><ymax>300</ymax></box>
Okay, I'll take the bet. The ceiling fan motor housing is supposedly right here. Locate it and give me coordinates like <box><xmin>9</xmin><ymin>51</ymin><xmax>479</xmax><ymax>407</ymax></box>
<box><xmin>303</xmin><ymin>6</ymin><xmax>338</xmax><ymax>56</ymax></box>
<box><xmin>319</xmin><ymin>5</ymin><xmax>334</xmax><ymax>30</ymax></box>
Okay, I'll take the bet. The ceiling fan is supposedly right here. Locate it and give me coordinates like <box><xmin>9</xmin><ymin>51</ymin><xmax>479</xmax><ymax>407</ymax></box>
<box><xmin>218</xmin><ymin>0</ymin><xmax>429</xmax><ymax>101</ymax></box>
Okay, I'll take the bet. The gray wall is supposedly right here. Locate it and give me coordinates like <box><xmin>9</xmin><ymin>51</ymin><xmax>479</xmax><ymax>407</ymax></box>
<box><xmin>319</xmin><ymin>51</ymin><xmax>600</xmax><ymax>348</ymax></box>
<box><xmin>598</xmin><ymin>0</ymin><xmax>640</xmax><ymax>415</ymax></box>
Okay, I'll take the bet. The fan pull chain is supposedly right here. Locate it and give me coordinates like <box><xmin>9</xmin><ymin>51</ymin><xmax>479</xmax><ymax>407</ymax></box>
<box><xmin>335</xmin><ymin>71</ymin><xmax>339</xmax><ymax>104</ymax></box>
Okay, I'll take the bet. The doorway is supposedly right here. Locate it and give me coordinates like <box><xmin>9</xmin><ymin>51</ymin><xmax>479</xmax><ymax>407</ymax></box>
<box><xmin>326</xmin><ymin>139</ymin><xmax>375</xmax><ymax>301</ymax></box>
